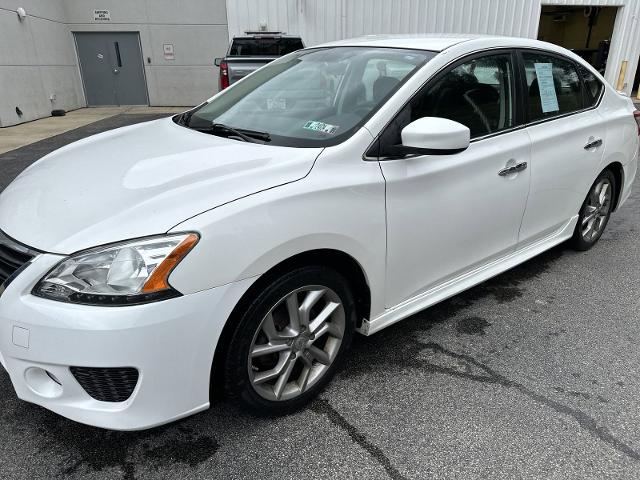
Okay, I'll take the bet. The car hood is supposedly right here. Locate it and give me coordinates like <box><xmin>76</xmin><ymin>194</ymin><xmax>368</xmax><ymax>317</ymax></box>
<box><xmin>0</xmin><ymin>118</ymin><xmax>321</xmax><ymax>254</ymax></box>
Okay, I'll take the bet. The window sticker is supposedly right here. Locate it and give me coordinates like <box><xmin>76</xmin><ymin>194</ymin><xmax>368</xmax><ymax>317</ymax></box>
<box><xmin>303</xmin><ymin>121</ymin><xmax>339</xmax><ymax>135</ymax></box>
<box><xmin>534</xmin><ymin>63</ymin><xmax>559</xmax><ymax>113</ymax></box>
<box><xmin>267</xmin><ymin>98</ymin><xmax>287</xmax><ymax>111</ymax></box>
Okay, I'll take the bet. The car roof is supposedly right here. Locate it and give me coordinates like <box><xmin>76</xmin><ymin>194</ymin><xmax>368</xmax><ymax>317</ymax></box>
<box><xmin>318</xmin><ymin>34</ymin><xmax>476</xmax><ymax>51</ymax></box>
<box><xmin>316</xmin><ymin>34</ymin><xmax>558</xmax><ymax>53</ymax></box>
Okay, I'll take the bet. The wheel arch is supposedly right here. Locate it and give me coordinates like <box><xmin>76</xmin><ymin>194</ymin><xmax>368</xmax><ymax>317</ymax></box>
<box><xmin>603</xmin><ymin>161</ymin><xmax>624</xmax><ymax>211</ymax></box>
<box><xmin>209</xmin><ymin>248</ymin><xmax>371</xmax><ymax>399</ymax></box>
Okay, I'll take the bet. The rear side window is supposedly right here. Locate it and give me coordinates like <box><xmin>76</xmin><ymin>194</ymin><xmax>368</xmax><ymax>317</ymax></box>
<box><xmin>578</xmin><ymin>65</ymin><xmax>604</xmax><ymax>107</ymax></box>
<box><xmin>522</xmin><ymin>52</ymin><xmax>583</xmax><ymax>122</ymax></box>
<box><xmin>229</xmin><ymin>37</ymin><xmax>304</xmax><ymax>56</ymax></box>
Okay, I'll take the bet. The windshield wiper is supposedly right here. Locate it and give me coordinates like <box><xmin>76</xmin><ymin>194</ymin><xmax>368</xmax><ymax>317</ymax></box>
<box><xmin>198</xmin><ymin>123</ymin><xmax>271</xmax><ymax>143</ymax></box>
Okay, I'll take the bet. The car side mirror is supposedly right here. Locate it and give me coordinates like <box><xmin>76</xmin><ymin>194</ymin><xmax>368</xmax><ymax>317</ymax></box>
<box><xmin>214</xmin><ymin>57</ymin><xmax>222</xmax><ymax>67</ymax></box>
<box><xmin>399</xmin><ymin>117</ymin><xmax>470</xmax><ymax>155</ymax></box>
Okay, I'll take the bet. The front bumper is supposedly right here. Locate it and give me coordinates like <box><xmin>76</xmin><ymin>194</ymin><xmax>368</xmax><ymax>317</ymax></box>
<box><xmin>0</xmin><ymin>253</ymin><xmax>254</xmax><ymax>430</ymax></box>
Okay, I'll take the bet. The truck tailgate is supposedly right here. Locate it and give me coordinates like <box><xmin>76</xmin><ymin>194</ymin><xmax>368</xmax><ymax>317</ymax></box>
<box><xmin>226</xmin><ymin>57</ymin><xmax>278</xmax><ymax>84</ymax></box>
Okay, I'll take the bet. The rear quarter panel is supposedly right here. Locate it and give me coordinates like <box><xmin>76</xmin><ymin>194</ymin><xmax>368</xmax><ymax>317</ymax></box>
<box><xmin>597</xmin><ymin>89</ymin><xmax>639</xmax><ymax>207</ymax></box>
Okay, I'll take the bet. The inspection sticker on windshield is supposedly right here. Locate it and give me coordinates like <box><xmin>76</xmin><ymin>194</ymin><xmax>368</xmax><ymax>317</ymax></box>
<box><xmin>267</xmin><ymin>98</ymin><xmax>287</xmax><ymax>111</ymax></box>
<box><xmin>303</xmin><ymin>121</ymin><xmax>339</xmax><ymax>135</ymax></box>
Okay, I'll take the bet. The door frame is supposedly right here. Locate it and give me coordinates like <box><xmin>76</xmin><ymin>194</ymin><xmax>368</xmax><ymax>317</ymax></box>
<box><xmin>73</xmin><ymin>31</ymin><xmax>150</xmax><ymax>107</ymax></box>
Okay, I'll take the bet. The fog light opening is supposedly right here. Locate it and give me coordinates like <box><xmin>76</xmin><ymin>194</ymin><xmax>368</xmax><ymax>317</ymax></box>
<box><xmin>24</xmin><ymin>367</ymin><xmax>63</xmax><ymax>398</ymax></box>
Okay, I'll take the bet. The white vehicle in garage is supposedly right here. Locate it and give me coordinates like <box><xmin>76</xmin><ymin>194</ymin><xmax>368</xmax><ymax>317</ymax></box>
<box><xmin>0</xmin><ymin>35</ymin><xmax>637</xmax><ymax>430</ymax></box>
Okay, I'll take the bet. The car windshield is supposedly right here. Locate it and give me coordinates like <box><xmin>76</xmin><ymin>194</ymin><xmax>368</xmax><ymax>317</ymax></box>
<box><xmin>182</xmin><ymin>47</ymin><xmax>436</xmax><ymax>147</ymax></box>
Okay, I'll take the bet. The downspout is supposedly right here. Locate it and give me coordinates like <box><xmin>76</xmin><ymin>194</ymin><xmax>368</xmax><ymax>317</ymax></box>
<box><xmin>341</xmin><ymin>0</ymin><xmax>347</xmax><ymax>40</ymax></box>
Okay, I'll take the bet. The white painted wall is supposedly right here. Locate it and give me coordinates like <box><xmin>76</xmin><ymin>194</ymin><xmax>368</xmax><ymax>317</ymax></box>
<box><xmin>227</xmin><ymin>0</ymin><xmax>542</xmax><ymax>45</ymax></box>
<box><xmin>226</xmin><ymin>0</ymin><xmax>640</xmax><ymax>95</ymax></box>
<box><xmin>0</xmin><ymin>0</ymin><xmax>229</xmax><ymax>127</ymax></box>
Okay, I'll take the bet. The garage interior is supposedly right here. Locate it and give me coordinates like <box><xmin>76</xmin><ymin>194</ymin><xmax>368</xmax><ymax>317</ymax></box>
<box><xmin>538</xmin><ymin>5</ymin><xmax>617</xmax><ymax>75</ymax></box>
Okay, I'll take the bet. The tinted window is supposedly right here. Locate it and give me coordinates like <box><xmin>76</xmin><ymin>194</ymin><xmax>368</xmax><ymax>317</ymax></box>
<box><xmin>578</xmin><ymin>65</ymin><xmax>604</xmax><ymax>107</ymax></box>
<box><xmin>229</xmin><ymin>37</ymin><xmax>304</xmax><ymax>56</ymax></box>
<box><xmin>377</xmin><ymin>53</ymin><xmax>514</xmax><ymax>156</ymax></box>
<box><xmin>522</xmin><ymin>52</ymin><xmax>583</xmax><ymax>122</ymax></box>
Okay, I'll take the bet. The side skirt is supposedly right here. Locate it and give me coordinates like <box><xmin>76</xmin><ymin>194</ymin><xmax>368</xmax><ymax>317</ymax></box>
<box><xmin>358</xmin><ymin>216</ymin><xmax>578</xmax><ymax>336</ymax></box>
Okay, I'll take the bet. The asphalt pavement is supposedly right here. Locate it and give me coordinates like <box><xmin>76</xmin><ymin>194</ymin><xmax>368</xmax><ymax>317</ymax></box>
<box><xmin>0</xmin><ymin>114</ymin><xmax>639</xmax><ymax>479</ymax></box>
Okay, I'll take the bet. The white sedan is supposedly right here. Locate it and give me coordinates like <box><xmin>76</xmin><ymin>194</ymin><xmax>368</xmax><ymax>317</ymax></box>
<box><xmin>0</xmin><ymin>35</ymin><xmax>637</xmax><ymax>430</ymax></box>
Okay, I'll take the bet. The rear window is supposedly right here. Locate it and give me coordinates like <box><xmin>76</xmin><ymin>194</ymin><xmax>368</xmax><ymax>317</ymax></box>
<box><xmin>229</xmin><ymin>37</ymin><xmax>304</xmax><ymax>56</ymax></box>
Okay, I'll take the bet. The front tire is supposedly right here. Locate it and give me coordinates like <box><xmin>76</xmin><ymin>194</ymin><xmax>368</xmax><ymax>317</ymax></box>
<box><xmin>224</xmin><ymin>266</ymin><xmax>356</xmax><ymax>416</ymax></box>
<box><xmin>571</xmin><ymin>169</ymin><xmax>616</xmax><ymax>251</ymax></box>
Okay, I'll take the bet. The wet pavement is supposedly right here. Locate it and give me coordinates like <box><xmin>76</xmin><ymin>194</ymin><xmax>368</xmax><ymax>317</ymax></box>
<box><xmin>0</xmin><ymin>114</ymin><xmax>639</xmax><ymax>479</ymax></box>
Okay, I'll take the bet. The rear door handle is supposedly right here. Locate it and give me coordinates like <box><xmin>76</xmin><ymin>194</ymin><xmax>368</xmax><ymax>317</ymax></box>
<box><xmin>584</xmin><ymin>139</ymin><xmax>603</xmax><ymax>150</ymax></box>
<box><xmin>498</xmin><ymin>161</ymin><xmax>528</xmax><ymax>176</ymax></box>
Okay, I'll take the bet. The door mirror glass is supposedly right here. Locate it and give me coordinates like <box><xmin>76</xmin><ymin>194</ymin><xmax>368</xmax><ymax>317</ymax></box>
<box><xmin>214</xmin><ymin>57</ymin><xmax>223</xmax><ymax>67</ymax></box>
<box><xmin>399</xmin><ymin>117</ymin><xmax>470</xmax><ymax>155</ymax></box>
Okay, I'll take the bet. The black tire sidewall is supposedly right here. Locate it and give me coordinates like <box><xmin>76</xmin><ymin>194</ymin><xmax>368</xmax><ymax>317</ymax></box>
<box><xmin>572</xmin><ymin>169</ymin><xmax>616</xmax><ymax>251</ymax></box>
<box><xmin>224</xmin><ymin>265</ymin><xmax>356</xmax><ymax>415</ymax></box>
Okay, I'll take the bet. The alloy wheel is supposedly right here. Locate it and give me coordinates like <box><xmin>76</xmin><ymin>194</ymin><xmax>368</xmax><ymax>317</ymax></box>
<box><xmin>581</xmin><ymin>178</ymin><xmax>613</xmax><ymax>241</ymax></box>
<box><xmin>248</xmin><ymin>286</ymin><xmax>346</xmax><ymax>401</ymax></box>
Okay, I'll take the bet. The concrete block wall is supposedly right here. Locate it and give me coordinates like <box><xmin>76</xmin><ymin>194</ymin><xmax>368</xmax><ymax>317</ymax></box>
<box><xmin>0</xmin><ymin>0</ymin><xmax>229</xmax><ymax>127</ymax></box>
<box><xmin>62</xmin><ymin>0</ymin><xmax>229</xmax><ymax>108</ymax></box>
<box><xmin>0</xmin><ymin>1</ymin><xmax>84</xmax><ymax>127</ymax></box>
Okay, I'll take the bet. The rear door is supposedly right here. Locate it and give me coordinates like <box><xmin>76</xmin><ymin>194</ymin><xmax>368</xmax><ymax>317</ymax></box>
<box><xmin>517</xmin><ymin>50</ymin><xmax>606</xmax><ymax>246</ymax></box>
<box><xmin>377</xmin><ymin>51</ymin><xmax>532</xmax><ymax>308</ymax></box>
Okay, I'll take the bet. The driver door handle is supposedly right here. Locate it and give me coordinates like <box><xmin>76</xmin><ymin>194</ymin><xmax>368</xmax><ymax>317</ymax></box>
<box><xmin>498</xmin><ymin>161</ymin><xmax>528</xmax><ymax>176</ymax></box>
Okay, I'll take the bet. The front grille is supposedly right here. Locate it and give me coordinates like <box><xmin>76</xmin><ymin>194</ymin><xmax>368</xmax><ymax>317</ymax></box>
<box><xmin>70</xmin><ymin>367</ymin><xmax>139</xmax><ymax>403</ymax></box>
<box><xmin>0</xmin><ymin>230</ymin><xmax>36</xmax><ymax>286</ymax></box>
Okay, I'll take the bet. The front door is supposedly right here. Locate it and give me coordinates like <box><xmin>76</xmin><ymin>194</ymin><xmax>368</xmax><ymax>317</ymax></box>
<box><xmin>377</xmin><ymin>52</ymin><xmax>531</xmax><ymax>307</ymax></box>
<box><xmin>75</xmin><ymin>32</ymin><xmax>148</xmax><ymax>106</ymax></box>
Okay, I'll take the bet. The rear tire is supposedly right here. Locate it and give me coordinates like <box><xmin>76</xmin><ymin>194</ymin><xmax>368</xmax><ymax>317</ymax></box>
<box><xmin>224</xmin><ymin>266</ymin><xmax>356</xmax><ymax>416</ymax></box>
<box><xmin>571</xmin><ymin>169</ymin><xmax>616</xmax><ymax>251</ymax></box>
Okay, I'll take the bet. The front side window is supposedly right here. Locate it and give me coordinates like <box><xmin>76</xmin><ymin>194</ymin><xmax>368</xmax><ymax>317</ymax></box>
<box><xmin>182</xmin><ymin>47</ymin><xmax>435</xmax><ymax>147</ymax></box>
<box><xmin>522</xmin><ymin>52</ymin><xmax>583</xmax><ymax>122</ymax></box>
<box><xmin>377</xmin><ymin>53</ymin><xmax>515</xmax><ymax>156</ymax></box>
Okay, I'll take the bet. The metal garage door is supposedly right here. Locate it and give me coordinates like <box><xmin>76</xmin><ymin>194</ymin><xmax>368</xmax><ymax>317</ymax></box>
<box><xmin>74</xmin><ymin>32</ymin><xmax>149</xmax><ymax>106</ymax></box>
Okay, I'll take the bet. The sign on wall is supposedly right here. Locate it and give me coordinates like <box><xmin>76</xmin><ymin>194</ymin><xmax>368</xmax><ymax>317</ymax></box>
<box><xmin>93</xmin><ymin>10</ymin><xmax>111</xmax><ymax>21</ymax></box>
<box><xmin>163</xmin><ymin>44</ymin><xmax>175</xmax><ymax>60</ymax></box>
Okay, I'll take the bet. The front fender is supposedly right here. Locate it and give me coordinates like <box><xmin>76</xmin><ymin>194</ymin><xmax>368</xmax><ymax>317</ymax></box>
<box><xmin>167</xmin><ymin>140</ymin><xmax>387</xmax><ymax>318</ymax></box>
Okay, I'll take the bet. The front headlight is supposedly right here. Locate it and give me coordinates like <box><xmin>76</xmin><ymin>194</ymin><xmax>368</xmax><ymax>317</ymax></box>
<box><xmin>33</xmin><ymin>233</ymin><xmax>199</xmax><ymax>306</ymax></box>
